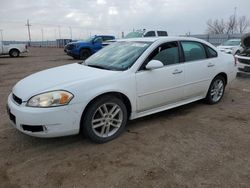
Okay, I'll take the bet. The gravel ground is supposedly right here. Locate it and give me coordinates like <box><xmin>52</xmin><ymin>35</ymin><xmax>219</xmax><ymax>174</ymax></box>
<box><xmin>0</xmin><ymin>48</ymin><xmax>249</xmax><ymax>188</ymax></box>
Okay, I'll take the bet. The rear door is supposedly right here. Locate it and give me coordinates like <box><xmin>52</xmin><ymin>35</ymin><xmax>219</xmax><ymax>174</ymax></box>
<box><xmin>136</xmin><ymin>41</ymin><xmax>186</xmax><ymax>112</ymax></box>
<box><xmin>181</xmin><ymin>41</ymin><xmax>217</xmax><ymax>98</ymax></box>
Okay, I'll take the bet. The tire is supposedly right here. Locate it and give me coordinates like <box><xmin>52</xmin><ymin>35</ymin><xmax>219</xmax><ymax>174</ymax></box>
<box><xmin>79</xmin><ymin>49</ymin><xmax>91</xmax><ymax>60</ymax></box>
<box><xmin>82</xmin><ymin>95</ymin><xmax>128</xmax><ymax>143</ymax></box>
<box><xmin>9</xmin><ymin>49</ymin><xmax>20</xmax><ymax>57</ymax></box>
<box><xmin>205</xmin><ymin>75</ymin><xmax>226</xmax><ymax>104</ymax></box>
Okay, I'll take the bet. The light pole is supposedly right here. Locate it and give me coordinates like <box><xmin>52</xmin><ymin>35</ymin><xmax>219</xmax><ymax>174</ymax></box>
<box><xmin>41</xmin><ymin>28</ymin><xmax>44</xmax><ymax>47</ymax></box>
<box><xmin>0</xmin><ymin>29</ymin><xmax>3</xmax><ymax>41</ymax></box>
<box><xmin>69</xmin><ymin>26</ymin><xmax>72</xmax><ymax>39</ymax></box>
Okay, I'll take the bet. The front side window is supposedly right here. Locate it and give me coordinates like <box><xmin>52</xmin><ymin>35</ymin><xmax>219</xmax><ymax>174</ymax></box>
<box><xmin>94</xmin><ymin>37</ymin><xmax>103</xmax><ymax>43</ymax></box>
<box><xmin>144</xmin><ymin>31</ymin><xmax>156</xmax><ymax>37</ymax></box>
<box><xmin>181</xmin><ymin>41</ymin><xmax>207</xmax><ymax>62</ymax></box>
<box><xmin>141</xmin><ymin>42</ymin><xmax>179</xmax><ymax>70</ymax></box>
<box><xmin>85</xmin><ymin>41</ymin><xmax>151</xmax><ymax>71</ymax></box>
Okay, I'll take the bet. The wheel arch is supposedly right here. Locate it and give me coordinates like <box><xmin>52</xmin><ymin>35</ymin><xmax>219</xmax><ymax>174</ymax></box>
<box><xmin>215</xmin><ymin>72</ymin><xmax>228</xmax><ymax>85</ymax></box>
<box><xmin>9</xmin><ymin>48</ymin><xmax>20</xmax><ymax>53</ymax></box>
<box><xmin>79</xmin><ymin>47</ymin><xmax>92</xmax><ymax>54</ymax></box>
<box><xmin>79</xmin><ymin>91</ymin><xmax>132</xmax><ymax>132</ymax></box>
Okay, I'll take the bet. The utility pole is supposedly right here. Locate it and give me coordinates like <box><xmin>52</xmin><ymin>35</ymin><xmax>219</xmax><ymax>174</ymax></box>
<box><xmin>0</xmin><ymin>29</ymin><xmax>3</xmax><ymax>42</ymax></box>
<box><xmin>58</xmin><ymin>25</ymin><xmax>61</xmax><ymax>39</ymax></box>
<box><xmin>69</xmin><ymin>26</ymin><xmax>72</xmax><ymax>39</ymax></box>
<box><xmin>25</xmin><ymin>19</ymin><xmax>31</xmax><ymax>46</ymax></box>
<box><xmin>41</xmin><ymin>28</ymin><xmax>44</xmax><ymax>47</ymax></box>
<box><xmin>0</xmin><ymin>29</ymin><xmax>3</xmax><ymax>52</ymax></box>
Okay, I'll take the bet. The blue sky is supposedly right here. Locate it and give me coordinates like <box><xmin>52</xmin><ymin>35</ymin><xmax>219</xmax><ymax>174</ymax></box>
<box><xmin>0</xmin><ymin>0</ymin><xmax>250</xmax><ymax>40</ymax></box>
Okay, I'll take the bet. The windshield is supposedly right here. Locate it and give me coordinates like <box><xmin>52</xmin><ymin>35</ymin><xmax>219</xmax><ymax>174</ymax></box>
<box><xmin>82</xmin><ymin>37</ymin><xmax>94</xmax><ymax>43</ymax></box>
<box><xmin>222</xmin><ymin>40</ymin><xmax>240</xmax><ymax>46</ymax></box>
<box><xmin>84</xmin><ymin>41</ymin><xmax>151</xmax><ymax>71</ymax></box>
<box><xmin>125</xmin><ymin>32</ymin><xmax>144</xmax><ymax>39</ymax></box>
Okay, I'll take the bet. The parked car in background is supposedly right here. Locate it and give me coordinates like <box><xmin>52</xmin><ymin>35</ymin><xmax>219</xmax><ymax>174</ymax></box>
<box><xmin>217</xmin><ymin>39</ymin><xmax>241</xmax><ymax>54</ymax></box>
<box><xmin>235</xmin><ymin>33</ymin><xmax>250</xmax><ymax>75</ymax></box>
<box><xmin>64</xmin><ymin>35</ymin><xmax>115</xmax><ymax>60</ymax></box>
<box><xmin>125</xmin><ymin>30</ymin><xmax>168</xmax><ymax>38</ymax></box>
<box><xmin>7</xmin><ymin>37</ymin><xmax>237</xmax><ymax>143</ymax></box>
<box><xmin>0</xmin><ymin>41</ymin><xmax>28</xmax><ymax>57</ymax></box>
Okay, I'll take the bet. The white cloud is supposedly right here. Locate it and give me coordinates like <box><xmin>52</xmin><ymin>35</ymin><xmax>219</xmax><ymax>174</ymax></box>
<box><xmin>97</xmin><ymin>0</ymin><xmax>106</xmax><ymax>5</ymax></box>
<box><xmin>0</xmin><ymin>0</ymin><xmax>250</xmax><ymax>40</ymax></box>
<box><xmin>108</xmin><ymin>6</ymin><xmax>118</xmax><ymax>15</ymax></box>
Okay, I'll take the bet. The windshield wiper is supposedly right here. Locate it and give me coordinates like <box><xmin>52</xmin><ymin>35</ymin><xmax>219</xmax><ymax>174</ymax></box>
<box><xmin>87</xmin><ymin>64</ymin><xmax>110</xmax><ymax>70</ymax></box>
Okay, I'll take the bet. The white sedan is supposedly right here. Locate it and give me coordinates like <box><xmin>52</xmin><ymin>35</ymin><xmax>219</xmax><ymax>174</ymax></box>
<box><xmin>7</xmin><ymin>37</ymin><xmax>237</xmax><ymax>143</ymax></box>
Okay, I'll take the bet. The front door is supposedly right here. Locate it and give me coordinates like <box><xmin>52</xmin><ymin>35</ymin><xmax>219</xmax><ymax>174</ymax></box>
<box><xmin>93</xmin><ymin>37</ymin><xmax>103</xmax><ymax>53</ymax></box>
<box><xmin>136</xmin><ymin>42</ymin><xmax>186</xmax><ymax>112</ymax></box>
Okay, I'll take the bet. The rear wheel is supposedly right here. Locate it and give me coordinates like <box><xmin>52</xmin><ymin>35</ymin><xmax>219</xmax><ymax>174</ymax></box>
<box><xmin>205</xmin><ymin>75</ymin><xmax>225</xmax><ymax>104</ymax></box>
<box><xmin>82</xmin><ymin>96</ymin><xmax>128</xmax><ymax>143</ymax></box>
<box><xmin>9</xmin><ymin>49</ymin><xmax>20</xmax><ymax>57</ymax></box>
<box><xmin>79</xmin><ymin>49</ymin><xmax>91</xmax><ymax>60</ymax></box>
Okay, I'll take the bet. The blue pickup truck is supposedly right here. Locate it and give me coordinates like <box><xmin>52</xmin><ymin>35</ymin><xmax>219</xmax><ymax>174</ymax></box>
<box><xmin>64</xmin><ymin>35</ymin><xmax>115</xmax><ymax>60</ymax></box>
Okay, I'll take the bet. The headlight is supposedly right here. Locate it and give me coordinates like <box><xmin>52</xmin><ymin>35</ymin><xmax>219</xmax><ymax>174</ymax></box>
<box><xmin>27</xmin><ymin>90</ymin><xmax>73</xmax><ymax>107</ymax></box>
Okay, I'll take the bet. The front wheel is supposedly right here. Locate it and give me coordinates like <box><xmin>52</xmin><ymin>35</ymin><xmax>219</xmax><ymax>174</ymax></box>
<box><xmin>82</xmin><ymin>96</ymin><xmax>128</xmax><ymax>143</ymax></box>
<box><xmin>205</xmin><ymin>75</ymin><xmax>226</xmax><ymax>104</ymax></box>
<box><xmin>79</xmin><ymin>49</ymin><xmax>91</xmax><ymax>60</ymax></box>
<box><xmin>9</xmin><ymin>49</ymin><xmax>20</xmax><ymax>57</ymax></box>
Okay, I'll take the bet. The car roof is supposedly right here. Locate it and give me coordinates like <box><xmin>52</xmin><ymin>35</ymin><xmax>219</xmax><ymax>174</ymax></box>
<box><xmin>117</xmin><ymin>36</ymin><xmax>217</xmax><ymax>50</ymax></box>
<box><xmin>96</xmin><ymin>35</ymin><xmax>115</xmax><ymax>37</ymax></box>
<box><xmin>118</xmin><ymin>36</ymin><xmax>208</xmax><ymax>43</ymax></box>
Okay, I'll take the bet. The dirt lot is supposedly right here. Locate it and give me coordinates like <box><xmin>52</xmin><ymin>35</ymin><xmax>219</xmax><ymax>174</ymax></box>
<box><xmin>0</xmin><ymin>48</ymin><xmax>249</xmax><ymax>188</ymax></box>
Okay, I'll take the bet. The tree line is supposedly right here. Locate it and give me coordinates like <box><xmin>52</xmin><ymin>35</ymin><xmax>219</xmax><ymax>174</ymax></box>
<box><xmin>206</xmin><ymin>15</ymin><xmax>250</xmax><ymax>34</ymax></box>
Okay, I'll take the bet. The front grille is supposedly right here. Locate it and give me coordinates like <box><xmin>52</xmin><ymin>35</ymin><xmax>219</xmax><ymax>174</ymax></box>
<box><xmin>66</xmin><ymin>44</ymin><xmax>75</xmax><ymax>50</ymax></box>
<box><xmin>238</xmin><ymin>58</ymin><xmax>250</xmax><ymax>65</ymax></box>
<box><xmin>238</xmin><ymin>67</ymin><xmax>250</xmax><ymax>72</ymax></box>
<box><xmin>12</xmin><ymin>94</ymin><xmax>22</xmax><ymax>105</ymax></box>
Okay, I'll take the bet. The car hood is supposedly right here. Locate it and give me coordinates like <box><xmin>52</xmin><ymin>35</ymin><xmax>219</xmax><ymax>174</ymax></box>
<box><xmin>12</xmin><ymin>63</ymin><xmax>117</xmax><ymax>101</ymax></box>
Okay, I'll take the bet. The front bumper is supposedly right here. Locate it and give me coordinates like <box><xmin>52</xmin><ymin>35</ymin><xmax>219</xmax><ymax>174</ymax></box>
<box><xmin>7</xmin><ymin>94</ymin><xmax>83</xmax><ymax>138</ymax></box>
<box><xmin>236</xmin><ymin>56</ymin><xmax>250</xmax><ymax>74</ymax></box>
<box><xmin>66</xmin><ymin>50</ymin><xmax>79</xmax><ymax>59</ymax></box>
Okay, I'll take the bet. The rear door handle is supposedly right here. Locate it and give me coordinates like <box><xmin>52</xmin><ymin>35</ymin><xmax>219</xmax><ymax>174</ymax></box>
<box><xmin>172</xmin><ymin>69</ymin><xmax>183</xmax><ymax>74</ymax></box>
<box><xmin>207</xmin><ymin>63</ymin><xmax>215</xmax><ymax>67</ymax></box>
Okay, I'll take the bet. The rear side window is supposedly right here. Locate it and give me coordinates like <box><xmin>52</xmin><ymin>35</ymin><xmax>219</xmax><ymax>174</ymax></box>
<box><xmin>102</xmin><ymin>36</ymin><xmax>114</xmax><ymax>41</ymax></box>
<box><xmin>144</xmin><ymin>31</ymin><xmax>156</xmax><ymax>37</ymax></box>
<box><xmin>206</xmin><ymin>46</ymin><xmax>218</xmax><ymax>58</ymax></box>
<box><xmin>181</xmin><ymin>41</ymin><xmax>207</xmax><ymax>62</ymax></box>
<box><xmin>157</xmin><ymin>31</ymin><xmax>168</xmax><ymax>36</ymax></box>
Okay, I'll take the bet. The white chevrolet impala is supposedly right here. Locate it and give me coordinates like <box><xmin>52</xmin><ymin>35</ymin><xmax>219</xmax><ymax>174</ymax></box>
<box><xmin>7</xmin><ymin>37</ymin><xmax>237</xmax><ymax>143</ymax></box>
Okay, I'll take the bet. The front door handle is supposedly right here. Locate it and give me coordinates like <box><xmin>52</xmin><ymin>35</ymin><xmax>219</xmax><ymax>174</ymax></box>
<box><xmin>207</xmin><ymin>63</ymin><xmax>215</xmax><ymax>67</ymax></box>
<box><xmin>172</xmin><ymin>69</ymin><xmax>183</xmax><ymax>75</ymax></box>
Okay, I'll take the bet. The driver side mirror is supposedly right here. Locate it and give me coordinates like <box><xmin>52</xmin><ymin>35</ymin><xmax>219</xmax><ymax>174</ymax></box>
<box><xmin>146</xmin><ymin>60</ymin><xmax>164</xmax><ymax>70</ymax></box>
